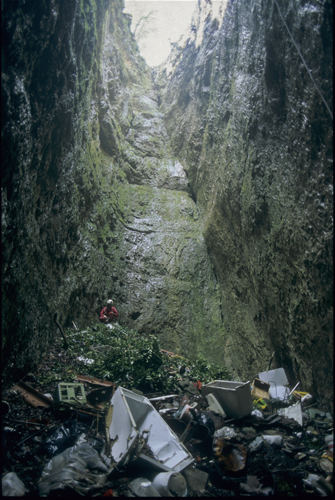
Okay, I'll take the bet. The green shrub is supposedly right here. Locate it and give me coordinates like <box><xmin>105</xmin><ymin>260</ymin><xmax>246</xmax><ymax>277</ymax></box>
<box><xmin>64</xmin><ymin>322</ymin><xmax>231</xmax><ymax>392</ymax></box>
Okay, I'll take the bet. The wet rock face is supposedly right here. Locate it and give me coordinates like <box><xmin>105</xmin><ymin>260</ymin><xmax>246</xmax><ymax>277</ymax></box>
<box><xmin>1</xmin><ymin>0</ymin><xmax>225</xmax><ymax>382</ymax></box>
<box><xmin>2</xmin><ymin>0</ymin><xmax>110</xmax><ymax>381</ymax></box>
<box><xmin>2</xmin><ymin>0</ymin><xmax>332</xmax><ymax>410</ymax></box>
<box><xmin>161</xmin><ymin>0</ymin><xmax>333</xmax><ymax>405</ymax></box>
<box><xmin>100</xmin><ymin>62</ymin><xmax>225</xmax><ymax>363</ymax></box>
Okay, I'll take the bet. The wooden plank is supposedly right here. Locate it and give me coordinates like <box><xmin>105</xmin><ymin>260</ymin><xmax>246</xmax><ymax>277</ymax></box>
<box><xmin>13</xmin><ymin>382</ymin><xmax>52</xmax><ymax>408</ymax></box>
<box><xmin>76</xmin><ymin>374</ymin><xmax>115</xmax><ymax>387</ymax></box>
<box><xmin>160</xmin><ymin>349</ymin><xmax>183</xmax><ymax>358</ymax></box>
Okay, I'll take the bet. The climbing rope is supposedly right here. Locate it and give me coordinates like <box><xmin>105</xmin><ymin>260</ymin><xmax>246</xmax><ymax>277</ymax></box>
<box><xmin>273</xmin><ymin>0</ymin><xmax>333</xmax><ymax>121</ymax></box>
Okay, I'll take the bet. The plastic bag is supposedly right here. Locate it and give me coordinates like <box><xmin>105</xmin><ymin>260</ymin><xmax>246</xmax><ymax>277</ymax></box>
<box><xmin>195</xmin><ymin>412</ymin><xmax>215</xmax><ymax>435</ymax></box>
<box><xmin>214</xmin><ymin>426</ymin><xmax>237</xmax><ymax>440</ymax></box>
<box><xmin>2</xmin><ymin>472</ymin><xmax>27</xmax><ymax>496</ymax></box>
<box><xmin>262</xmin><ymin>434</ymin><xmax>283</xmax><ymax>446</ymax></box>
<box><xmin>44</xmin><ymin>419</ymin><xmax>88</xmax><ymax>457</ymax></box>
<box><xmin>38</xmin><ymin>438</ymin><xmax>109</xmax><ymax>496</ymax></box>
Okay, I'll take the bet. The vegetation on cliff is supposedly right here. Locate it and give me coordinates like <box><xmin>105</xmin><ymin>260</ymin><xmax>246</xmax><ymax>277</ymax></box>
<box><xmin>1</xmin><ymin>0</ymin><xmax>332</xmax><ymax>409</ymax></box>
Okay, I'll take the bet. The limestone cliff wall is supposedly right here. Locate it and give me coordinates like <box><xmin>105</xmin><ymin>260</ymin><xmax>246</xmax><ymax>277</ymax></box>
<box><xmin>2</xmin><ymin>0</ymin><xmax>332</xmax><ymax>406</ymax></box>
<box><xmin>160</xmin><ymin>0</ymin><xmax>333</xmax><ymax>404</ymax></box>
<box><xmin>1</xmin><ymin>0</ymin><xmax>225</xmax><ymax>383</ymax></box>
<box><xmin>86</xmin><ymin>6</ymin><xmax>226</xmax><ymax>362</ymax></box>
<box><xmin>1</xmin><ymin>0</ymin><xmax>142</xmax><ymax>381</ymax></box>
<box><xmin>2</xmin><ymin>0</ymin><xmax>109</xmax><ymax>380</ymax></box>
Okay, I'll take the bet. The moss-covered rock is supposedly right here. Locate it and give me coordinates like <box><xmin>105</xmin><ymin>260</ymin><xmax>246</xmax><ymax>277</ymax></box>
<box><xmin>2</xmin><ymin>0</ymin><xmax>111</xmax><ymax>382</ymax></box>
<box><xmin>1</xmin><ymin>0</ymin><xmax>227</xmax><ymax>386</ymax></box>
<box><xmin>2</xmin><ymin>0</ymin><xmax>332</xmax><ymax>411</ymax></box>
<box><xmin>160</xmin><ymin>0</ymin><xmax>333</xmax><ymax>407</ymax></box>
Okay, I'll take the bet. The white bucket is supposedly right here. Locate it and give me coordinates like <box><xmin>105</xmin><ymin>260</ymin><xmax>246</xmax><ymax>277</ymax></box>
<box><xmin>152</xmin><ymin>471</ymin><xmax>187</xmax><ymax>497</ymax></box>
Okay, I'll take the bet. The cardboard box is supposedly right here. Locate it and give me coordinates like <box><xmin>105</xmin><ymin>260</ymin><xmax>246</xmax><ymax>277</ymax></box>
<box><xmin>251</xmin><ymin>378</ymin><xmax>270</xmax><ymax>400</ymax></box>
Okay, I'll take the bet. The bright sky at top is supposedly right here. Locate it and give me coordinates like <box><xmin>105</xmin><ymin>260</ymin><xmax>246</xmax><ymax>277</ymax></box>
<box><xmin>124</xmin><ymin>1</ymin><xmax>221</xmax><ymax>67</ymax></box>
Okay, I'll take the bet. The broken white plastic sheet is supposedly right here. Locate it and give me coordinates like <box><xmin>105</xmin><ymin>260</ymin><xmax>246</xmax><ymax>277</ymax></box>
<box><xmin>277</xmin><ymin>401</ymin><xmax>303</xmax><ymax>426</ymax></box>
<box><xmin>258</xmin><ymin>368</ymin><xmax>290</xmax><ymax>401</ymax></box>
<box><xmin>206</xmin><ymin>393</ymin><xmax>227</xmax><ymax>417</ymax></box>
<box><xmin>109</xmin><ymin>387</ymin><xmax>194</xmax><ymax>472</ymax></box>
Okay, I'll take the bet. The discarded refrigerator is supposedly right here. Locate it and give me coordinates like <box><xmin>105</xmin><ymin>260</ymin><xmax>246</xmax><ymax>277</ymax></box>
<box><xmin>201</xmin><ymin>380</ymin><xmax>253</xmax><ymax>418</ymax></box>
<box><xmin>108</xmin><ymin>387</ymin><xmax>194</xmax><ymax>472</ymax></box>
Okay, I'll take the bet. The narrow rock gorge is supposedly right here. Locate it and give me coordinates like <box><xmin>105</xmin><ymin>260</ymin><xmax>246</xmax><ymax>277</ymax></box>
<box><xmin>1</xmin><ymin>0</ymin><xmax>333</xmax><ymax>409</ymax></box>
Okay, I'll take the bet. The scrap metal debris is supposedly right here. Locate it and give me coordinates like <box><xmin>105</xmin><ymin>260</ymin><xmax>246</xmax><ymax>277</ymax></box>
<box><xmin>1</xmin><ymin>358</ymin><xmax>333</xmax><ymax>497</ymax></box>
<box><xmin>108</xmin><ymin>386</ymin><xmax>194</xmax><ymax>472</ymax></box>
<box><xmin>258</xmin><ymin>368</ymin><xmax>290</xmax><ymax>401</ymax></box>
<box><xmin>202</xmin><ymin>379</ymin><xmax>253</xmax><ymax>418</ymax></box>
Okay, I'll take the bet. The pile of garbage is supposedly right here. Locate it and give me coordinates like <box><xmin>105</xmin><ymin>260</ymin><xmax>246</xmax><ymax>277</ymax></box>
<box><xmin>2</xmin><ymin>357</ymin><xmax>333</xmax><ymax>497</ymax></box>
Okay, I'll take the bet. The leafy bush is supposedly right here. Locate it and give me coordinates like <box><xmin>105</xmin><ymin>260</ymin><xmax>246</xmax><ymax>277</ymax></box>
<box><xmin>65</xmin><ymin>322</ymin><xmax>231</xmax><ymax>392</ymax></box>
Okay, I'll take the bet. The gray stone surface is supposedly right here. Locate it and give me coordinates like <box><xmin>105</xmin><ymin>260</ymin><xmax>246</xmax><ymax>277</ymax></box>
<box><xmin>1</xmin><ymin>0</ymin><xmax>332</xmax><ymax>410</ymax></box>
<box><xmin>159</xmin><ymin>0</ymin><xmax>333</xmax><ymax>407</ymax></box>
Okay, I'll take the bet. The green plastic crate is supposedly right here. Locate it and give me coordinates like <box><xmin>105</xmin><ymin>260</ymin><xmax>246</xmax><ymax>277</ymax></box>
<box><xmin>58</xmin><ymin>383</ymin><xmax>87</xmax><ymax>404</ymax></box>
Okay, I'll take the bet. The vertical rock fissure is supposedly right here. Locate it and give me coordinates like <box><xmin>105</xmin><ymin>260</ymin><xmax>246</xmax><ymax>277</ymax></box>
<box><xmin>1</xmin><ymin>0</ymin><xmax>332</xmax><ymax>408</ymax></box>
<box><xmin>158</xmin><ymin>0</ymin><xmax>333</xmax><ymax>405</ymax></box>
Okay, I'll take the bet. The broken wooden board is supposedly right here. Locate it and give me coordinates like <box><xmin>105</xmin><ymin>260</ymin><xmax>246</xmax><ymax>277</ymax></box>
<box><xmin>251</xmin><ymin>378</ymin><xmax>270</xmax><ymax>400</ymax></box>
<box><xmin>13</xmin><ymin>382</ymin><xmax>53</xmax><ymax>408</ymax></box>
<box><xmin>76</xmin><ymin>374</ymin><xmax>116</xmax><ymax>388</ymax></box>
<box><xmin>160</xmin><ymin>349</ymin><xmax>184</xmax><ymax>359</ymax></box>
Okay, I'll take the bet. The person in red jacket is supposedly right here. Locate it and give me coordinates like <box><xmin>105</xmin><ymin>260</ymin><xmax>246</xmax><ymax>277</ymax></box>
<box><xmin>99</xmin><ymin>299</ymin><xmax>119</xmax><ymax>323</ymax></box>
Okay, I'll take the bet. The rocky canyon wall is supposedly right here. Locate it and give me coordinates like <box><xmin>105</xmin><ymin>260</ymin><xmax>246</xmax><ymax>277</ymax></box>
<box><xmin>2</xmin><ymin>0</ymin><xmax>332</xmax><ymax>407</ymax></box>
<box><xmin>2</xmin><ymin>0</ymin><xmax>111</xmax><ymax>381</ymax></box>
<box><xmin>1</xmin><ymin>0</ymin><xmax>225</xmax><ymax>384</ymax></box>
<box><xmin>159</xmin><ymin>0</ymin><xmax>333</xmax><ymax>404</ymax></box>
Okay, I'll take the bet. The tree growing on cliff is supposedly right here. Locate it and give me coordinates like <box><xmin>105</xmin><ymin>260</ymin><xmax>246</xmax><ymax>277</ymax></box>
<box><xmin>133</xmin><ymin>10</ymin><xmax>156</xmax><ymax>42</ymax></box>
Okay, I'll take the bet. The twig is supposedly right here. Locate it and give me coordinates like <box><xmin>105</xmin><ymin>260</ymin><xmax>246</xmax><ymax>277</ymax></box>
<box><xmin>4</xmin><ymin>418</ymin><xmax>48</xmax><ymax>427</ymax></box>
<box><xmin>180</xmin><ymin>420</ymin><xmax>193</xmax><ymax>442</ymax></box>
<box><xmin>54</xmin><ymin>313</ymin><xmax>68</xmax><ymax>349</ymax></box>
<box><xmin>267</xmin><ymin>351</ymin><xmax>275</xmax><ymax>371</ymax></box>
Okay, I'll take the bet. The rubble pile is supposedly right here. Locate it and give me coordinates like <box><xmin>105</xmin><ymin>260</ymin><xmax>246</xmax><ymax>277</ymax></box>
<box><xmin>1</xmin><ymin>334</ymin><xmax>333</xmax><ymax>497</ymax></box>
